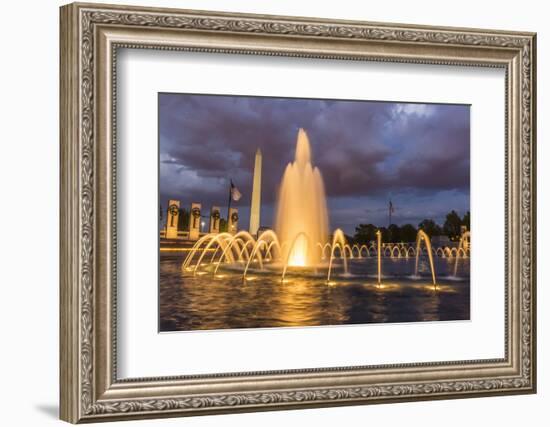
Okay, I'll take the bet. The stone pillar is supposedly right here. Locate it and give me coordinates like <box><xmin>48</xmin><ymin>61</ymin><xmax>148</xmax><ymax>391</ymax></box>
<box><xmin>165</xmin><ymin>200</ymin><xmax>180</xmax><ymax>239</ymax></box>
<box><xmin>249</xmin><ymin>148</ymin><xmax>262</xmax><ymax>236</ymax></box>
<box><xmin>188</xmin><ymin>203</ymin><xmax>201</xmax><ymax>241</ymax></box>
<box><xmin>228</xmin><ymin>207</ymin><xmax>239</xmax><ymax>234</ymax></box>
<box><xmin>209</xmin><ymin>206</ymin><xmax>220</xmax><ymax>234</ymax></box>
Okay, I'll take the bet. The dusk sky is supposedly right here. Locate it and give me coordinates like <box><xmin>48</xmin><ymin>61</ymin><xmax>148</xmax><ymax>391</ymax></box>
<box><xmin>159</xmin><ymin>93</ymin><xmax>470</xmax><ymax>235</ymax></box>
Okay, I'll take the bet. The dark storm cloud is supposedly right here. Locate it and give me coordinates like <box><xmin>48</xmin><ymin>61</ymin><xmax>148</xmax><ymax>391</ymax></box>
<box><xmin>159</xmin><ymin>93</ymin><xmax>469</xmax><ymax>231</ymax></box>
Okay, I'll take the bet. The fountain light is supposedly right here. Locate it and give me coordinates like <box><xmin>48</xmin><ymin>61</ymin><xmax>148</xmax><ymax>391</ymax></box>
<box><xmin>414</xmin><ymin>230</ymin><xmax>437</xmax><ymax>289</ymax></box>
<box><xmin>275</xmin><ymin>128</ymin><xmax>329</xmax><ymax>267</ymax></box>
<box><xmin>326</xmin><ymin>229</ymin><xmax>349</xmax><ymax>282</ymax></box>
<box><xmin>179</xmin><ymin>128</ymin><xmax>453</xmax><ymax>289</ymax></box>
<box><xmin>453</xmin><ymin>230</ymin><xmax>471</xmax><ymax>277</ymax></box>
<box><xmin>286</xmin><ymin>233</ymin><xmax>309</xmax><ymax>267</ymax></box>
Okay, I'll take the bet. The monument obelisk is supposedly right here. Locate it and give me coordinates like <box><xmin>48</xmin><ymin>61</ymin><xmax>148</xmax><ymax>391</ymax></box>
<box><xmin>249</xmin><ymin>148</ymin><xmax>262</xmax><ymax>236</ymax></box>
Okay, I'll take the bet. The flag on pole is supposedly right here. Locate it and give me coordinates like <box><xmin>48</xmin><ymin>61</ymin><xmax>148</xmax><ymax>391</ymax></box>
<box><xmin>389</xmin><ymin>200</ymin><xmax>395</xmax><ymax>214</ymax></box>
<box><xmin>230</xmin><ymin>180</ymin><xmax>242</xmax><ymax>201</ymax></box>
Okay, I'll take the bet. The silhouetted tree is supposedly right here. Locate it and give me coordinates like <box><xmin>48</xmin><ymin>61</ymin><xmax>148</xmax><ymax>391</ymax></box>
<box><xmin>443</xmin><ymin>210</ymin><xmax>462</xmax><ymax>240</ymax></box>
<box><xmin>387</xmin><ymin>224</ymin><xmax>401</xmax><ymax>243</ymax></box>
<box><xmin>462</xmin><ymin>211</ymin><xmax>470</xmax><ymax>230</ymax></box>
<box><xmin>353</xmin><ymin>223</ymin><xmax>377</xmax><ymax>244</ymax></box>
<box><xmin>344</xmin><ymin>234</ymin><xmax>355</xmax><ymax>244</ymax></box>
<box><xmin>379</xmin><ymin>227</ymin><xmax>389</xmax><ymax>243</ymax></box>
<box><xmin>418</xmin><ymin>219</ymin><xmax>442</xmax><ymax>237</ymax></box>
<box><xmin>400</xmin><ymin>223</ymin><xmax>417</xmax><ymax>242</ymax></box>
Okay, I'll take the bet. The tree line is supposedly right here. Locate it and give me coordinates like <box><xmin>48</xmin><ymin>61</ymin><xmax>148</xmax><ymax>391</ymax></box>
<box><xmin>160</xmin><ymin>205</ymin><xmax>470</xmax><ymax>244</ymax></box>
<box><xmin>352</xmin><ymin>210</ymin><xmax>470</xmax><ymax>244</ymax></box>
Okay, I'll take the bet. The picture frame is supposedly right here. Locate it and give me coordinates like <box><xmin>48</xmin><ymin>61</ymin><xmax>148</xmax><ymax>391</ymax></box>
<box><xmin>59</xmin><ymin>2</ymin><xmax>536</xmax><ymax>423</ymax></box>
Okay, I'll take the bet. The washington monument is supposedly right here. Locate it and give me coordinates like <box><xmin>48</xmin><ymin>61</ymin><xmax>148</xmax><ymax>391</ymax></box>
<box><xmin>249</xmin><ymin>148</ymin><xmax>262</xmax><ymax>235</ymax></box>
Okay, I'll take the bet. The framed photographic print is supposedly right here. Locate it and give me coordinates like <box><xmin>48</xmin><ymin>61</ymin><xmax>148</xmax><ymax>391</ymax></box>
<box><xmin>60</xmin><ymin>2</ymin><xmax>537</xmax><ymax>423</ymax></box>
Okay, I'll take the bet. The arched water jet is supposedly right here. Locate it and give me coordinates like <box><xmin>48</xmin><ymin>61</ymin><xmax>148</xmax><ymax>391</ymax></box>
<box><xmin>212</xmin><ymin>231</ymin><xmax>259</xmax><ymax>275</ymax></box>
<box><xmin>326</xmin><ymin>229</ymin><xmax>348</xmax><ymax>282</ymax></box>
<box><xmin>391</xmin><ymin>246</ymin><xmax>401</xmax><ymax>258</ymax></box>
<box><xmin>414</xmin><ymin>230</ymin><xmax>437</xmax><ymax>288</ymax></box>
<box><xmin>237</xmin><ymin>239</ymin><xmax>256</xmax><ymax>262</ymax></box>
<box><xmin>195</xmin><ymin>235</ymin><xmax>244</xmax><ymax>275</ymax></box>
<box><xmin>282</xmin><ymin>232</ymin><xmax>311</xmax><ymax>282</ymax></box>
<box><xmin>243</xmin><ymin>231</ymin><xmax>282</xmax><ymax>279</ymax></box>
<box><xmin>259</xmin><ymin>230</ymin><xmax>283</xmax><ymax>260</ymax></box>
<box><xmin>454</xmin><ymin>231</ymin><xmax>470</xmax><ymax>276</ymax></box>
<box><xmin>209</xmin><ymin>246</ymin><xmax>222</xmax><ymax>263</ymax></box>
<box><xmin>182</xmin><ymin>233</ymin><xmax>219</xmax><ymax>270</ymax></box>
<box><xmin>344</xmin><ymin>244</ymin><xmax>353</xmax><ymax>259</ymax></box>
<box><xmin>183</xmin><ymin>233</ymin><xmax>233</xmax><ymax>271</ymax></box>
<box><xmin>265</xmin><ymin>240</ymin><xmax>281</xmax><ymax>261</ymax></box>
<box><xmin>317</xmin><ymin>242</ymin><xmax>324</xmax><ymax>258</ymax></box>
<box><xmin>321</xmin><ymin>243</ymin><xmax>331</xmax><ymax>260</ymax></box>
<box><xmin>242</xmin><ymin>240</ymin><xmax>268</xmax><ymax>279</ymax></box>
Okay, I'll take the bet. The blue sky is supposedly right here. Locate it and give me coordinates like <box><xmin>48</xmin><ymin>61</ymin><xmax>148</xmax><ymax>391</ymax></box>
<box><xmin>159</xmin><ymin>93</ymin><xmax>470</xmax><ymax>235</ymax></box>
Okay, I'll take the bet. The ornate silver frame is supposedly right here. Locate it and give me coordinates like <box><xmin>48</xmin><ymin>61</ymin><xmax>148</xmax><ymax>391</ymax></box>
<box><xmin>60</xmin><ymin>2</ymin><xmax>537</xmax><ymax>423</ymax></box>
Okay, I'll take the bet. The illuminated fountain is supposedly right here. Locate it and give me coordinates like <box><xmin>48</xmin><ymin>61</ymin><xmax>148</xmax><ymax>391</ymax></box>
<box><xmin>275</xmin><ymin>128</ymin><xmax>329</xmax><ymax>267</ymax></box>
<box><xmin>453</xmin><ymin>230</ymin><xmax>470</xmax><ymax>277</ymax></box>
<box><xmin>181</xmin><ymin>128</ymin><xmax>461</xmax><ymax>290</ymax></box>
<box><xmin>376</xmin><ymin>230</ymin><xmax>382</xmax><ymax>286</ymax></box>
<box><xmin>414</xmin><ymin>230</ymin><xmax>437</xmax><ymax>289</ymax></box>
<box><xmin>183</xmin><ymin>128</ymin><xmax>347</xmax><ymax>282</ymax></box>
<box><xmin>326</xmin><ymin>229</ymin><xmax>349</xmax><ymax>282</ymax></box>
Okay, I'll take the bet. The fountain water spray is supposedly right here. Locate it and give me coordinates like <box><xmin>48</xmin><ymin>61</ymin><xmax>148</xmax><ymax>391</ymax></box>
<box><xmin>453</xmin><ymin>230</ymin><xmax>470</xmax><ymax>277</ymax></box>
<box><xmin>414</xmin><ymin>230</ymin><xmax>437</xmax><ymax>289</ymax></box>
<box><xmin>326</xmin><ymin>229</ymin><xmax>349</xmax><ymax>282</ymax></box>
<box><xmin>242</xmin><ymin>230</ymin><xmax>282</xmax><ymax>279</ymax></box>
<box><xmin>376</xmin><ymin>230</ymin><xmax>382</xmax><ymax>287</ymax></box>
<box><xmin>181</xmin><ymin>128</ymin><xmax>454</xmax><ymax>289</ymax></box>
<box><xmin>275</xmin><ymin>128</ymin><xmax>329</xmax><ymax>267</ymax></box>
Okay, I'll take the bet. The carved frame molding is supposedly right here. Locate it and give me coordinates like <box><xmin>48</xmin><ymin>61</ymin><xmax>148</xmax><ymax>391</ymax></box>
<box><xmin>60</xmin><ymin>2</ymin><xmax>536</xmax><ymax>423</ymax></box>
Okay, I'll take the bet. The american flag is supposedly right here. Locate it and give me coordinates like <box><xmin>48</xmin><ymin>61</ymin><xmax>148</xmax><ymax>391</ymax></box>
<box><xmin>230</xmin><ymin>180</ymin><xmax>242</xmax><ymax>202</ymax></box>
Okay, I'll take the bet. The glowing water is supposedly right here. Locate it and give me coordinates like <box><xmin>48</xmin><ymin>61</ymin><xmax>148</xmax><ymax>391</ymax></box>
<box><xmin>376</xmin><ymin>230</ymin><xmax>382</xmax><ymax>286</ymax></box>
<box><xmin>454</xmin><ymin>231</ymin><xmax>470</xmax><ymax>277</ymax></box>
<box><xmin>181</xmin><ymin>128</ymin><xmax>456</xmax><ymax>289</ymax></box>
<box><xmin>326</xmin><ymin>229</ymin><xmax>349</xmax><ymax>282</ymax></box>
<box><xmin>414</xmin><ymin>230</ymin><xmax>437</xmax><ymax>288</ymax></box>
<box><xmin>275</xmin><ymin>129</ymin><xmax>329</xmax><ymax>267</ymax></box>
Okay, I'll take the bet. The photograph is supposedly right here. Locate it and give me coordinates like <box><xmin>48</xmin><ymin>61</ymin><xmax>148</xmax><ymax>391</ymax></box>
<box><xmin>158</xmin><ymin>93</ymin><xmax>471</xmax><ymax>332</ymax></box>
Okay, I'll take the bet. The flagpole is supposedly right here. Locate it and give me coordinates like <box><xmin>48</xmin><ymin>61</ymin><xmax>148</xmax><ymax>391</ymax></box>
<box><xmin>389</xmin><ymin>200</ymin><xmax>392</xmax><ymax>227</ymax></box>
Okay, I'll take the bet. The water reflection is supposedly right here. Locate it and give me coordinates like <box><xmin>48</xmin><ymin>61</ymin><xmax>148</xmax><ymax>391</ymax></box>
<box><xmin>159</xmin><ymin>254</ymin><xmax>470</xmax><ymax>332</ymax></box>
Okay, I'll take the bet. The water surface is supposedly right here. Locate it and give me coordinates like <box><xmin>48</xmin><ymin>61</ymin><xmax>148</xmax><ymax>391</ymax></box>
<box><xmin>159</xmin><ymin>253</ymin><xmax>470</xmax><ymax>331</ymax></box>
